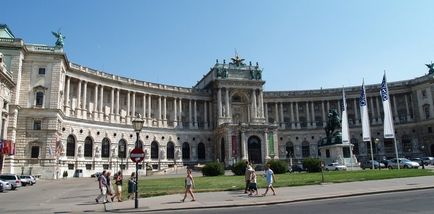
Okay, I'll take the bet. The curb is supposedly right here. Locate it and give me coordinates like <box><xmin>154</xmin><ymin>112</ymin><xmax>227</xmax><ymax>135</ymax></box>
<box><xmin>107</xmin><ymin>186</ymin><xmax>434</xmax><ymax>213</ymax></box>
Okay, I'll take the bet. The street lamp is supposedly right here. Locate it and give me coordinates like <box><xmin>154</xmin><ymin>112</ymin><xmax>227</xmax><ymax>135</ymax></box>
<box><xmin>132</xmin><ymin>114</ymin><xmax>144</xmax><ymax>209</ymax></box>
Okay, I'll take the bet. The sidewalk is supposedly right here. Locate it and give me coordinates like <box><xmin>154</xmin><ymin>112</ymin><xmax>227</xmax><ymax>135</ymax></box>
<box><xmin>106</xmin><ymin>175</ymin><xmax>434</xmax><ymax>213</ymax></box>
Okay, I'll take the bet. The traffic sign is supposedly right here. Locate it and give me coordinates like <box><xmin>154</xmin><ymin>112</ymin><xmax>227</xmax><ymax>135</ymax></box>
<box><xmin>130</xmin><ymin>148</ymin><xmax>145</xmax><ymax>163</ymax></box>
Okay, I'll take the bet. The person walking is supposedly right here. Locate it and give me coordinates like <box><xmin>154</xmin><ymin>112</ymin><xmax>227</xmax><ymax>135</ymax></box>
<box><xmin>105</xmin><ymin>171</ymin><xmax>113</xmax><ymax>200</ymax></box>
<box><xmin>127</xmin><ymin>172</ymin><xmax>136</xmax><ymax>200</ymax></box>
<box><xmin>181</xmin><ymin>169</ymin><xmax>196</xmax><ymax>202</ymax></box>
<box><xmin>248</xmin><ymin>168</ymin><xmax>258</xmax><ymax>196</ymax></box>
<box><xmin>262</xmin><ymin>164</ymin><xmax>276</xmax><ymax>196</ymax></box>
<box><xmin>111</xmin><ymin>171</ymin><xmax>123</xmax><ymax>202</ymax></box>
<box><xmin>95</xmin><ymin>171</ymin><xmax>108</xmax><ymax>203</ymax></box>
<box><xmin>244</xmin><ymin>161</ymin><xmax>252</xmax><ymax>194</ymax></box>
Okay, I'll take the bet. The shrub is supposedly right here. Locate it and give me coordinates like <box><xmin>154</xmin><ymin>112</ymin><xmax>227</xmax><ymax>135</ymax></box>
<box><xmin>231</xmin><ymin>161</ymin><xmax>248</xmax><ymax>176</ymax></box>
<box><xmin>266</xmin><ymin>160</ymin><xmax>288</xmax><ymax>174</ymax></box>
<box><xmin>202</xmin><ymin>162</ymin><xmax>225</xmax><ymax>176</ymax></box>
<box><xmin>303</xmin><ymin>158</ymin><xmax>322</xmax><ymax>172</ymax></box>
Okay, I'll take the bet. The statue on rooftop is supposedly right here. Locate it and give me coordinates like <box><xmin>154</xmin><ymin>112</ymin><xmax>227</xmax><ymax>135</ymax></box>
<box><xmin>426</xmin><ymin>62</ymin><xmax>434</xmax><ymax>74</ymax></box>
<box><xmin>52</xmin><ymin>30</ymin><xmax>65</xmax><ymax>48</ymax></box>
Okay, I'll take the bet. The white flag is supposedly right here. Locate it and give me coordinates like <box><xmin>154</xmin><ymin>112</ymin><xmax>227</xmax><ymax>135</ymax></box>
<box><xmin>341</xmin><ymin>87</ymin><xmax>350</xmax><ymax>144</ymax></box>
<box><xmin>380</xmin><ymin>73</ymin><xmax>395</xmax><ymax>138</ymax></box>
<box><xmin>359</xmin><ymin>81</ymin><xmax>371</xmax><ymax>141</ymax></box>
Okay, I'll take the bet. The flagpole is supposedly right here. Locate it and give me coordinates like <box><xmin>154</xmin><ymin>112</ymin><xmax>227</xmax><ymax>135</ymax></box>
<box><xmin>369</xmin><ymin>140</ymin><xmax>374</xmax><ymax>169</ymax></box>
<box><xmin>393</xmin><ymin>138</ymin><xmax>400</xmax><ymax>170</ymax></box>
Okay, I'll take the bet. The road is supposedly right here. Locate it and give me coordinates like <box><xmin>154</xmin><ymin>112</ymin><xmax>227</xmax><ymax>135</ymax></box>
<box><xmin>154</xmin><ymin>189</ymin><xmax>434</xmax><ymax>214</ymax></box>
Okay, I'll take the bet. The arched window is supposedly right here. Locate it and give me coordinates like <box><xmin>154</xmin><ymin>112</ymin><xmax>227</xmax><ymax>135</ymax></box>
<box><xmin>84</xmin><ymin>137</ymin><xmax>93</xmax><ymax>157</ymax></box>
<box><xmin>66</xmin><ymin>135</ymin><xmax>75</xmax><ymax>157</ymax></box>
<box><xmin>35</xmin><ymin>92</ymin><xmax>44</xmax><ymax>107</ymax></box>
<box><xmin>302</xmin><ymin>141</ymin><xmax>310</xmax><ymax>158</ymax></box>
<box><xmin>182</xmin><ymin>142</ymin><xmax>190</xmax><ymax>159</ymax></box>
<box><xmin>101</xmin><ymin>138</ymin><xmax>110</xmax><ymax>158</ymax></box>
<box><xmin>198</xmin><ymin>143</ymin><xmax>205</xmax><ymax>160</ymax></box>
<box><xmin>151</xmin><ymin>141</ymin><xmax>159</xmax><ymax>159</ymax></box>
<box><xmin>118</xmin><ymin>139</ymin><xmax>127</xmax><ymax>158</ymax></box>
<box><xmin>167</xmin><ymin>142</ymin><xmax>175</xmax><ymax>159</ymax></box>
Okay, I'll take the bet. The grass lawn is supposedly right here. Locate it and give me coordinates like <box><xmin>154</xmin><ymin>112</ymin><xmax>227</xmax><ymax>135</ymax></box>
<box><xmin>122</xmin><ymin>169</ymin><xmax>434</xmax><ymax>198</ymax></box>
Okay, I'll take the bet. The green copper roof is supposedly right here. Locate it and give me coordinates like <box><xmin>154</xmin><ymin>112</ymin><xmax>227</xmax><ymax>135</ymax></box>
<box><xmin>0</xmin><ymin>24</ymin><xmax>16</xmax><ymax>38</ymax></box>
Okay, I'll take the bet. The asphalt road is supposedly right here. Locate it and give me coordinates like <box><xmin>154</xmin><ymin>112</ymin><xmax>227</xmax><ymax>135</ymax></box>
<box><xmin>155</xmin><ymin>189</ymin><xmax>434</xmax><ymax>214</ymax></box>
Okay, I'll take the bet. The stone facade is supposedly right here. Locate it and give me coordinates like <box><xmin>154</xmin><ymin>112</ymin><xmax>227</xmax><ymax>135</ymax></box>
<box><xmin>1</xmin><ymin>26</ymin><xmax>434</xmax><ymax>179</ymax></box>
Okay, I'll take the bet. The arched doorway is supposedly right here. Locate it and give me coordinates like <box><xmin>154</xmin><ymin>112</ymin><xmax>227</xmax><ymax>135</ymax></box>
<box><xmin>248</xmin><ymin>136</ymin><xmax>262</xmax><ymax>164</ymax></box>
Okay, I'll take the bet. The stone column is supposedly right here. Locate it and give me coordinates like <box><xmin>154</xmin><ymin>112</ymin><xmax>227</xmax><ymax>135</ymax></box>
<box><xmin>158</xmin><ymin>96</ymin><xmax>162</xmax><ymax>127</ymax></box>
<box><xmin>280</xmin><ymin>102</ymin><xmax>285</xmax><ymax>128</ymax></box>
<box><xmin>392</xmin><ymin>95</ymin><xmax>399</xmax><ymax>121</ymax></box>
<box><xmin>376</xmin><ymin>97</ymin><xmax>382</xmax><ymax>123</ymax></box>
<box><xmin>259</xmin><ymin>90</ymin><xmax>264</xmax><ymax>118</ymax></box>
<box><xmin>65</xmin><ymin>76</ymin><xmax>71</xmax><ymax>116</ymax></box>
<box><xmin>290</xmin><ymin>102</ymin><xmax>295</xmax><ymax>129</ymax></box>
<box><xmin>405</xmin><ymin>94</ymin><xmax>411</xmax><ymax>121</ymax></box>
<box><xmin>132</xmin><ymin>92</ymin><xmax>136</xmax><ymax>119</ymax></box>
<box><xmin>311</xmin><ymin>101</ymin><xmax>316</xmax><ymax>128</ymax></box>
<box><xmin>99</xmin><ymin>85</ymin><xmax>104</xmax><ymax>121</ymax></box>
<box><xmin>295</xmin><ymin>102</ymin><xmax>300</xmax><ymax>128</ymax></box>
<box><xmin>225</xmin><ymin>88</ymin><xmax>230</xmax><ymax>118</ymax></box>
<box><xmin>241</xmin><ymin>130</ymin><xmax>247</xmax><ymax>160</ymax></box>
<box><xmin>252</xmin><ymin>90</ymin><xmax>257</xmax><ymax>118</ymax></box>
<box><xmin>226</xmin><ymin>131</ymin><xmax>233</xmax><ymax>166</ymax></box>
<box><xmin>264</xmin><ymin>131</ymin><xmax>270</xmax><ymax>160</ymax></box>
<box><xmin>337</xmin><ymin>100</ymin><xmax>341</xmax><ymax>113</ymax></box>
<box><xmin>189</xmin><ymin>99</ymin><xmax>193</xmax><ymax>128</ymax></box>
<box><xmin>116</xmin><ymin>89</ymin><xmax>120</xmax><ymax>122</ymax></box>
<box><xmin>274</xmin><ymin>103</ymin><xmax>279</xmax><ymax>125</ymax></box>
<box><xmin>208</xmin><ymin>101</ymin><xmax>213</xmax><ymax>128</ymax></box>
<box><xmin>82</xmin><ymin>81</ymin><xmax>87</xmax><ymax>119</ymax></box>
<box><xmin>264</xmin><ymin>103</ymin><xmax>269</xmax><ymax>123</ymax></box>
<box><xmin>147</xmin><ymin>95</ymin><xmax>152</xmax><ymax>125</ymax></box>
<box><xmin>178</xmin><ymin>98</ymin><xmax>183</xmax><ymax>128</ymax></box>
<box><xmin>217</xmin><ymin>88</ymin><xmax>222</xmax><ymax>118</ymax></box>
<box><xmin>353</xmin><ymin>99</ymin><xmax>359</xmax><ymax>125</ymax></box>
<box><xmin>193</xmin><ymin>100</ymin><xmax>197</xmax><ymax>128</ymax></box>
<box><xmin>163</xmin><ymin>96</ymin><xmax>167</xmax><ymax>127</ymax></box>
<box><xmin>173</xmin><ymin>98</ymin><xmax>178</xmax><ymax>127</ymax></box>
<box><xmin>369</xmin><ymin>97</ymin><xmax>375</xmax><ymax>124</ymax></box>
<box><xmin>142</xmin><ymin>94</ymin><xmax>147</xmax><ymax>125</ymax></box>
<box><xmin>306</xmin><ymin>102</ymin><xmax>310</xmax><ymax>128</ymax></box>
<box><xmin>110</xmin><ymin>88</ymin><xmax>115</xmax><ymax>122</ymax></box>
<box><xmin>93</xmin><ymin>84</ymin><xmax>98</xmax><ymax>120</ymax></box>
<box><xmin>321</xmin><ymin>101</ymin><xmax>326</xmax><ymax>127</ymax></box>
<box><xmin>126</xmin><ymin>91</ymin><xmax>130</xmax><ymax>124</ymax></box>
<box><xmin>204</xmin><ymin>101</ymin><xmax>208</xmax><ymax>129</ymax></box>
<box><xmin>77</xmin><ymin>80</ymin><xmax>82</xmax><ymax>117</ymax></box>
<box><xmin>326</xmin><ymin>101</ymin><xmax>330</xmax><ymax>112</ymax></box>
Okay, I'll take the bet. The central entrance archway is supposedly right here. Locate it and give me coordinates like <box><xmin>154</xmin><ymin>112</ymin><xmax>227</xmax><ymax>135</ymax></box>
<box><xmin>248</xmin><ymin>136</ymin><xmax>262</xmax><ymax>164</ymax></box>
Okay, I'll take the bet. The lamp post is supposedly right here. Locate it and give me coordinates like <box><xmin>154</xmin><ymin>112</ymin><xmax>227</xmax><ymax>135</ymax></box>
<box><xmin>132</xmin><ymin>115</ymin><xmax>144</xmax><ymax>209</ymax></box>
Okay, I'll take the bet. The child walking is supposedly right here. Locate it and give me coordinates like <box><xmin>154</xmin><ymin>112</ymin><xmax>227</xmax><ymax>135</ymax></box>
<box><xmin>262</xmin><ymin>164</ymin><xmax>276</xmax><ymax>196</ymax></box>
<box><xmin>181</xmin><ymin>169</ymin><xmax>196</xmax><ymax>202</ymax></box>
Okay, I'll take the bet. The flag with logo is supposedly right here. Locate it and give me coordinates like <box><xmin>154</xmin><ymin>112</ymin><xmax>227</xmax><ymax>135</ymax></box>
<box><xmin>341</xmin><ymin>87</ymin><xmax>350</xmax><ymax>144</ymax></box>
<box><xmin>359</xmin><ymin>81</ymin><xmax>371</xmax><ymax>141</ymax></box>
<box><xmin>380</xmin><ymin>73</ymin><xmax>395</xmax><ymax>138</ymax></box>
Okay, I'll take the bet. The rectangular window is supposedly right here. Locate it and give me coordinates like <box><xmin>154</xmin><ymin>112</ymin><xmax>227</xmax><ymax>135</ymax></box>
<box><xmin>33</xmin><ymin>120</ymin><xmax>42</xmax><ymax>130</ymax></box>
<box><xmin>85</xmin><ymin>164</ymin><xmax>92</xmax><ymax>170</ymax></box>
<box><xmin>68</xmin><ymin>164</ymin><xmax>74</xmax><ymax>170</ymax></box>
<box><xmin>38</xmin><ymin>68</ymin><xmax>46</xmax><ymax>75</ymax></box>
<box><xmin>326</xmin><ymin>149</ymin><xmax>330</xmax><ymax>158</ymax></box>
<box><xmin>31</xmin><ymin>146</ymin><xmax>40</xmax><ymax>158</ymax></box>
<box><xmin>429</xmin><ymin>127</ymin><xmax>433</xmax><ymax>133</ymax></box>
<box><xmin>103</xmin><ymin>164</ymin><xmax>109</xmax><ymax>170</ymax></box>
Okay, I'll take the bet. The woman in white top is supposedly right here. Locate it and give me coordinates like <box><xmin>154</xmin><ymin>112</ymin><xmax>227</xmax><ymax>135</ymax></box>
<box><xmin>181</xmin><ymin>169</ymin><xmax>196</xmax><ymax>202</ymax></box>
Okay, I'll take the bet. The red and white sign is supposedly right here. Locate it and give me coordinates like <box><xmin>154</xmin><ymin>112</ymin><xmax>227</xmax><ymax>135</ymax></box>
<box><xmin>130</xmin><ymin>148</ymin><xmax>145</xmax><ymax>163</ymax></box>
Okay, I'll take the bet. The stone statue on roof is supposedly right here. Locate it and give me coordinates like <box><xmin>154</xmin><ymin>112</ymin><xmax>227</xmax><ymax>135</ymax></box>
<box><xmin>52</xmin><ymin>30</ymin><xmax>65</xmax><ymax>48</ymax></box>
<box><xmin>426</xmin><ymin>62</ymin><xmax>434</xmax><ymax>74</ymax></box>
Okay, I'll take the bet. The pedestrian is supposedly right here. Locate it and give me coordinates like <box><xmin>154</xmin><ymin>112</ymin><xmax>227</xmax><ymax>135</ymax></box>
<box><xmin>262</xmin><ymin>164</ymin><xmax>276</xmax><ymax>196</ymax></box>
<box><xmin>248</xmin><ymin>168</ymin><xmax>258</xmax><ymax>196</ymax></box>
<box><xmin>111</xmin><ymin>171</ymin><xmax>123</xmax><ymax>202</ymax></box>
<box><xmin>181</xmin><ymin>168</ymin><xmax>196</xmax><ymax>202</ymax></box>
<box><xmin>95</xmin><ymin>171</ymin><xmax>108</xmax><ymax>203</ymax></box>
<box><xmin>105</xmin><ymin>171</ymin><xmax>113</xmax><ymax>199</ymax></box>
<box><xmin>127</xmin><ymin>172</ymin><xmax>136</xmax><ymax>200</ymax></box>
<box><xmin>244</xmin><ymin>161</ymin><xmax>252</xmax><ymax>194</ymax></box>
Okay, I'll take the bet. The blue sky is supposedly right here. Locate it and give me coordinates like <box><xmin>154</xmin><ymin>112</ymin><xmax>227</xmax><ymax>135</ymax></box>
<box><xmin>2</xmin><ymin>1</ymin><xmax>434</xmax><ymax>90</ymax></box>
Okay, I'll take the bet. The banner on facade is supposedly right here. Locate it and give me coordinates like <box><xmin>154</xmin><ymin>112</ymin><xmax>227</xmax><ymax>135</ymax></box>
<box><xmin>341</xmin><ymin>87</ymin><xmax>350</xmax><ymax>144</ymax></box>
<box><xmin>1</xmin><ymin>140</ymin><xmax>14</xmax><ymax>155</ymax></box>
<box><xmin>380</xmin><ymin>73</ymin><xmax>395</xmax><ymax>139</ymax></box>
<box><xmin>359</xmin><ymin>81</ymin><xmax>371</xmax><ymax>141</ymax></box>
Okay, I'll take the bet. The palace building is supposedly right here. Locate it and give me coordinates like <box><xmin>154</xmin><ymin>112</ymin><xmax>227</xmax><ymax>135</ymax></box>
<box><xmin>1</xmin><ymin>25</ymin><xmax>434</xmax><ymax>179</ymax></box>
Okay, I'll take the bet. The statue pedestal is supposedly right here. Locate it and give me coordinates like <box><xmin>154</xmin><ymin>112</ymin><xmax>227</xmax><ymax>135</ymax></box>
<box><xmin>319</xmin><ymin>144</ymin><xmax>358</xmax><ymax>168</ymax></box>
